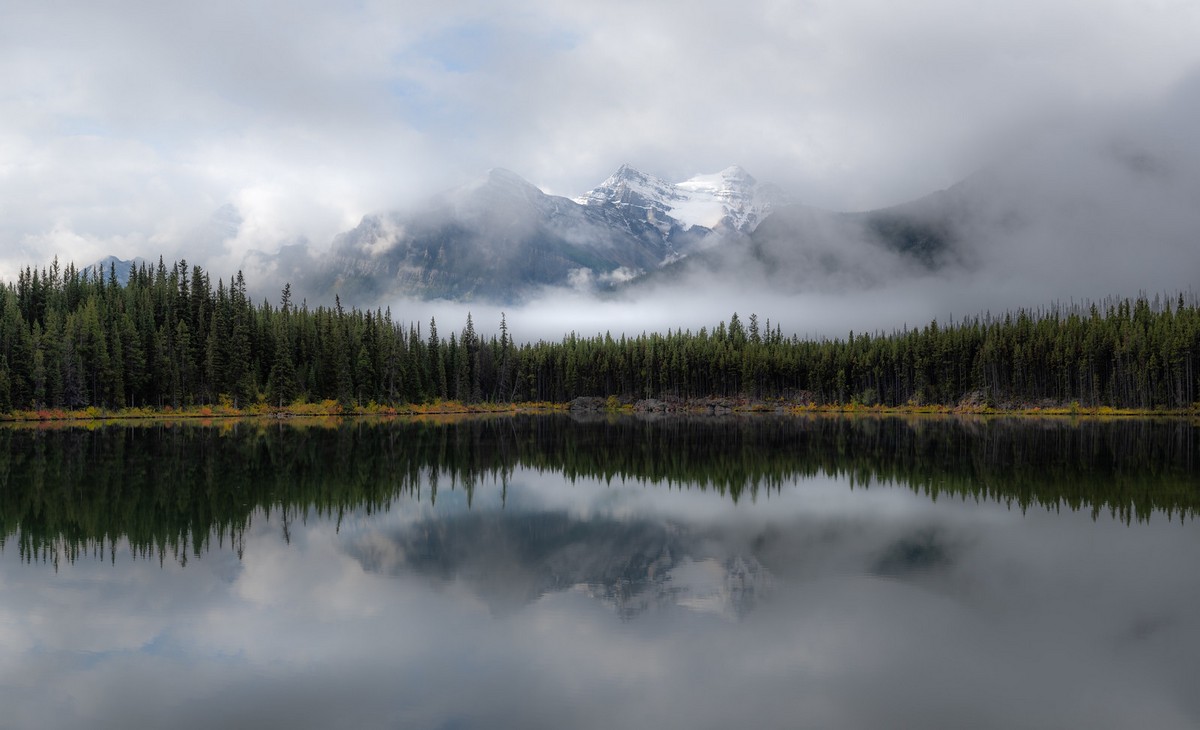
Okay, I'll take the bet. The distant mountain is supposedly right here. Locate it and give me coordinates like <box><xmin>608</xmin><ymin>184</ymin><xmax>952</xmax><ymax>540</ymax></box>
<box><xmin>317</xmin><ymin>166</ymin><xmax>781</xmax><ymax>303</ymax></box>
<box><xmin>745</xmin><ymin>185</ymin><xmax>967</xmax><ymax>283</ymax></box>
<box><xmin>86</xmin><ymin>165</ymin><xmax>970</xmax><ymax>305</ymax></box>
<box><xmin>615</xmin><ymin>181</ymin><xmax>969</xmax><ymax>296</ymax></box>
<box><xmin>574</xmin><ymin>164</ymin><xmax>780</xmax><ymax>235</ymax></box>
<box><xmin>79</xmin><ymin>76</ymin><xmax>1200</xmax><ymax>310</ymax></box>
<box><xmin>85</xmin><ymin>164</ymin><xmax>994</xmax><ymax>305</ymax></box>
<box><xmin>317</xmin><ymin>165</ymin><xmax>811</xmax><ymax>304</ymax></box>
<box><xmin>86</xmin><ymin>255</ymin><xmax>149</xmax><ymax>285</ymax></box>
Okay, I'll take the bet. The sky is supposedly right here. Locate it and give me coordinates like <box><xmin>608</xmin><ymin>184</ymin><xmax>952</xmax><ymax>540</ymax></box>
<box><xmin>2</xmin><ymin>0</ymin><xmax>1200</xmax><ymax>336</ymax></box>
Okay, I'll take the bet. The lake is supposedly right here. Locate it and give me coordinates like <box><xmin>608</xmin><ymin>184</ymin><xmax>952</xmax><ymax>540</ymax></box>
<box><xmin>1</xmin><ymin>414</ymin><xmax>1198</xmax><ymax>729</ymax></box>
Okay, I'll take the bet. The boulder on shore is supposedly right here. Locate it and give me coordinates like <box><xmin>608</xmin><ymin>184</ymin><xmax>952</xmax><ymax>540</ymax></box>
<box><xmin>568</xmin><ymin>397</ymin><xmax>606</xmax><ymax>412</ymax></box>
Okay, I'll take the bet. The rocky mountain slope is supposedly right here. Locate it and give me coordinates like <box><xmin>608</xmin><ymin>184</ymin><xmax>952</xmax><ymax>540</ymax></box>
<box><xmin>315</xmin><ymin>165</ymin><xmax>789</xmax><ymax>304</ymax></box>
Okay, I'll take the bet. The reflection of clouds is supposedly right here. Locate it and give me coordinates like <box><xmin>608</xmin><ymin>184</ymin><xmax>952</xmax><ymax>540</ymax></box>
<box><xmin>0</xmin><ymin>476</ymin><xmax>1198</xmax><ymax>728</ymax></box>
<box><xmin>343</xmin><ymin>480</ymin><xmax>782</xmax><ymax>621</ymax></box>
<box><xmin>0</xmin><ymin>552</ymin><xmax>229</xmax><ymax>654</ymax></box>
<box><xmin>233</xmin><ymin>525</ymin><xmax>388</xmax><ymax>620</ymax></box>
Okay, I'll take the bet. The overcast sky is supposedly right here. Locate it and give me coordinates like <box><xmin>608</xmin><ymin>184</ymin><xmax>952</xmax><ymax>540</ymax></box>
<box><xmin>2</xmin><ymin>0</ymin><xmax>1199</xmax><ymax>284</ymax></box>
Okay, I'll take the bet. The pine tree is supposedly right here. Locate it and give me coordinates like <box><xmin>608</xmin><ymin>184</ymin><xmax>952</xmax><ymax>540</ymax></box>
<box><xmin>428</xmin><ymin>317</ymin><xmax>447</xmax><ymax>400</ymax></box>
<box><xmin>267</xmin><ymin>320</ymin><xmax>298</xmax><ymax>408</ymax></box>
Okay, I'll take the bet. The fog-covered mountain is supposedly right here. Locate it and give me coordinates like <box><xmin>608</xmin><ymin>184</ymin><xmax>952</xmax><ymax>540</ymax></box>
<box><xmin>614</xmin><ymin>180</ymin><xmax>968</xmax><ymax>296</ymax></box>
<box><xmin>315</xmin><ymin>165</ymin><xmax>782</xmax><ymax>304</ymax></box>
<box><xmin>309</xmin><ymin>162</ymin><xmax>966</xmax><ymax>305</ymax></box>
<box><xmin>86</xmin><ymin>255</ymin><xmax>150</xmax><ymax>284</ymax></box>
<box><xmin>314</xmin><ymin>168</ymin><xmax>692</xmax><ymax>303</ymax></box>
<box><xmin>95</xmin><ymin>94</ymin><xmax>1200</xmax><ymax>317</ymax></box>
<box><xmin>87</xmin><ymin>162</ymin><xmax>977</xmax><ymax>306</ymax></box>
<box><xmin>574</xmin><ymin>164</ymin><xmax>780</xmax><ymax>235</ymax></box>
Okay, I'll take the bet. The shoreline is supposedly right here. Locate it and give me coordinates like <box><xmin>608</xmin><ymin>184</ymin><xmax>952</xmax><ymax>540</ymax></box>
<box><xmin>1</xmin><ymin>397</ymin><xmax>1197</xmax><ymax>425</ymax></box>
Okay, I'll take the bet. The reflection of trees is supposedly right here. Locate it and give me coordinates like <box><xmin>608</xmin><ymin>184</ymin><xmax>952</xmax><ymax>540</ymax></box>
<box><xmin>0</xmin><ymin>415</ymin><xmax>1196</xmax><ymax>565</ymax></box>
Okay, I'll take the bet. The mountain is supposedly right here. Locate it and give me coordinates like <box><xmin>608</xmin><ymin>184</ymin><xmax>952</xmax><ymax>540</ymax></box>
<box><xmin>574</xmin><ymin>163</ymin><xmax>779</xmax><ymax>235</ymax></box>
<box><xmin>85</xmin><ymin>164</ymin><xmax>979</xmax><ymax>306</ymax></box>
<box><xmin>314</xmin><ymin>162</ymin><xmax>974</xmax><ymax>305</ymax></box>
<box><xmin>618</xmin><ymin>181</ymin><xmax>969</xmax><ymax>295</ymax></box>
<box><xmin>748</xmin><ymin>185</ymin><xmax>966</xmax><ymax>279</ymax></box>
<box><xmin>317</xmin><ymin>165</ymin><xmax>788</xmax><ymax>304</ymax></box>
<box><xmin>78</xmin><ymin>78</ymin><xmax>1200</xmax><ymax>311</ymax></box>
<box><xmin>86</xmin><ymin>255</ymin><xmax>150</xmax><ymax>285</ymax></box>
<box><xmin>90</xmin><ymin>165</ymin><xmax>967</xmax><ymax>306</ymax></box>
<box><xmin>316</xmin><ymin>168</ymin><xmax>703</xmax><ymax>303</ymax></box>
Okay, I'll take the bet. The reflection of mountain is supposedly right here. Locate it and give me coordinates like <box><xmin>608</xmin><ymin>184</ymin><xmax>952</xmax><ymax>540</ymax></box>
<box><xmin>872</xmin><ymin>527</ymin><xmax>955</xmax><ymax>577</ymax></box>
<box><xmin>350</xmin><ymin>511</ymin><xmax>772</xmax><ymax>621</ymax></box>
<box><xmin>582</xmin><ymin>553</ymin><xmax>772</xmax><ymax>623</ymax></box>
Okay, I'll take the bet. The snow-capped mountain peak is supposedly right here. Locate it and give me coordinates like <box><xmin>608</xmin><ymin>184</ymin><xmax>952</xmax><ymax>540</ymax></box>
<box><xmin>575</xmin><ymin>164</ymin><xmax>776</xmax><ymax>233</ymax></box>
<box><xmin>676</xmin><ymin>165</ymin><xmax>756</xmax><ymax>197</ymax></box>
<box><xmin>574</xmin><ymin>164</ymin><xmax>682</xmax><ymax>212</ymax></box>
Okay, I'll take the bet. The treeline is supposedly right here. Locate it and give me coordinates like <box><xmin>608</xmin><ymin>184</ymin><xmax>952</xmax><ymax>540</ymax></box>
<box><xmin>0</xmin><ymin>258</ymin><xmax>1198</xmax><ymax>409</ymax></box>
<box><xmin>3</xmin><ymin>416</ymin><xmax>1196</xmax><ymax>566</ymax></box>
<box><xmin>524</xmin><ymin>297</ymin><xmax>1200</xmax><ymax>408</ymax></box>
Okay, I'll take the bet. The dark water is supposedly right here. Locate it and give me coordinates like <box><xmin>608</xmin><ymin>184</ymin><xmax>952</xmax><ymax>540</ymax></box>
<box><xmin>1</xmin><ymin>415</ymin><xmax>1198</xmax><ymax>729</ymax></box>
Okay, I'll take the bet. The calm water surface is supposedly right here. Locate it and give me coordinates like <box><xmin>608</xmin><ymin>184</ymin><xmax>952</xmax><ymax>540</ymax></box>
<box><xmin>1</xmin><ymin>415</ymin><xmax>1198</xmax><ymax>729</ymax></box>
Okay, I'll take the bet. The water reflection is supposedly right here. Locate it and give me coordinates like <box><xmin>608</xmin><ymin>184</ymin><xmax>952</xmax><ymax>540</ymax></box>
<box><xmin>0</xmin><ymin>415</ymin><xmax>1198</xmax><ymax>729</ymax></box>
<box><xmin>351</xmin><ymin>507</ymin><xmax>773</xmax><ymax>621</ymax></box>
<box><xmin>0</xmin><ymin>414</ymin><xmax>1196</xmax><ymax>566</ymax></box>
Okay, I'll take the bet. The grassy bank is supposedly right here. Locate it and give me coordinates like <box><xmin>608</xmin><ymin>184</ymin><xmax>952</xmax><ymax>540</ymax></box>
<box><xmin>0</xmin><ymin>399</ymin><xmax>568</xmax><ymax>423</ymax></box>
<box><xmin>2</xmin><ymin>397</ymin><xmax>1198</xmax><ymax>424</ymax></box>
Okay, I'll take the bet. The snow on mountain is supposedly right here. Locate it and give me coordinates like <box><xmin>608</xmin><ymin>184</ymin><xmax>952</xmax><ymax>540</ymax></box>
<box><xmin>299</xmin><ymin>164</ymin><xmax>786</xmax><ymax>304</ymax></box>
<box><xmin>575</xmin><ymin>164</ymin><xmax>777</xmax><ymax>233</ymax></box>
<box><xmin>323</xmin><ymin>166</ymin><xmax>684</xmax><ymax>302</ymax></box>
<box><xmin>675</xmin><ymin>165</ymin><xmax>775</xmax><ymax>231</ymax></box>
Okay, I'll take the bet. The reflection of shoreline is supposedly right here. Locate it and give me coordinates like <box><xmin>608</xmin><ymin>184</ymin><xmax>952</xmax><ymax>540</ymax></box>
<box><xmin>1</xmin><ymin>415</ymin><xmax>1195</xmax><ymax>566</ymax></box>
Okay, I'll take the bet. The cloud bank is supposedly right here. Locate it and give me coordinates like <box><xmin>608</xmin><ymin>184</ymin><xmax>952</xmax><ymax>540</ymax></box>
<box><xmin>3</xmin><ymin>0</ymin><xmax>1199</xmax><ymax>297</ymax></box>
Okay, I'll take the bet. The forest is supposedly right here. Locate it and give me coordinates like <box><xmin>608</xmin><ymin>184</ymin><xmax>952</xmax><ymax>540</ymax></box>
<box><xmin>0</xmin><ymin>257</ymin><xmax>1197</xmax><ymax>411</ymax></box>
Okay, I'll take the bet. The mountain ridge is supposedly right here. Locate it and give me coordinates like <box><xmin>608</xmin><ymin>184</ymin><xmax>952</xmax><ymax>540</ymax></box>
<box><xmin>316</xmin><ymin>164</ymin><xmax>782</xmax><ymax>303</ymax></box>
<box><xmin>574</xmin><ymin>163</ymin><xmax>779</xmax><ymax>234</ymax></box>
<box><xmin>314</xmin><ymin>162</ymin><xmax>951</xmax><ymax>305</ymax></box>
<box><xmin>91</xmin><ymin>163</ymin><xmax>962</xmax><ymax>306</ymax></box>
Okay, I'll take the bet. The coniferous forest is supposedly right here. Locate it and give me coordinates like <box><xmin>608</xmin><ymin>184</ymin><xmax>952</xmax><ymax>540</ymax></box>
<box><xmin>0</xmin><ymin>258</ymin><xmax>1198</xmax><ymax>411</ymax></box>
